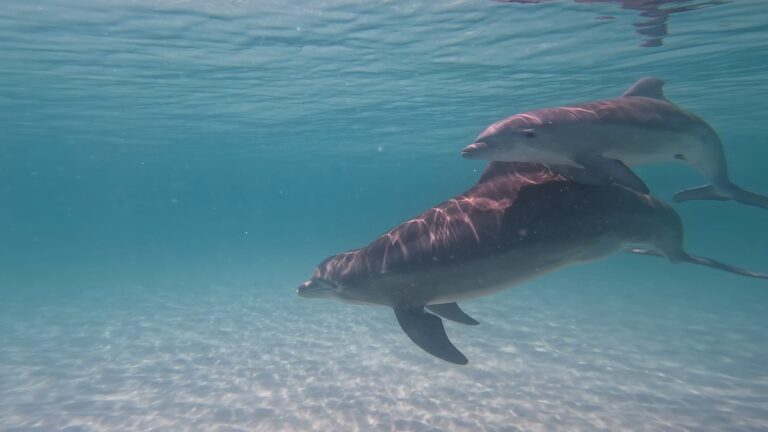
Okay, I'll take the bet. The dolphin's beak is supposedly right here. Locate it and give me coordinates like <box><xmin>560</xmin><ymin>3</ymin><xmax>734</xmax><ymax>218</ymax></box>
<box><xmin>461</xmin><ymin>142</ymin><xmax>488</xmax><ymax>159</ymax></box>
<box><xmin>297</xmin><ymin>279</ymin><xmax>334</xmax><ymax>298</ymax></box>
<box><xmin>297</xmin><ymin>280</ymin><xmax>313</xmax><ymax>297</ymax></box>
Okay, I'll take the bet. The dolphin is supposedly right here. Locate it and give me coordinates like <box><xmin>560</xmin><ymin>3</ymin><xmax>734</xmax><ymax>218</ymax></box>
<box><xmin>298</xmin><ymin>162</ymin><xmax>766</xmax><ymax>365</ymax></box>
<box><xmin>461</xmin><ymin>78</ymin><xmax>768</xmax><ymax>209</ymax></box>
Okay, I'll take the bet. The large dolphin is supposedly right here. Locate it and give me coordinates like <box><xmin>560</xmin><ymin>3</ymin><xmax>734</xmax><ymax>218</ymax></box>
<box><xmin>298</xmin><ymin>162</ymin><xmax>766</xmax><ymax>365</ymax></box>
<box><xmin>461</xmin><ymin>78</ymin><xmax>768</xmax><ymax>209</ymax></box>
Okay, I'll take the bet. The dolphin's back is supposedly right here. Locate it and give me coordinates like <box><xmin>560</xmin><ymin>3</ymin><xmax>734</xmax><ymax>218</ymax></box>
<box><xmin>313</xmin><ymin>163</ymin><xmax>673</xmax><ymax>284</ymax></box>
<box><xmin>313</xmin><ymin>163</ymin><xmax>561</xmax><ymax>282</ymax></box>
<box><xmin>504</xmin><ymin>96</ymin><xmax>709</xmax><ymax>134</ymax></box>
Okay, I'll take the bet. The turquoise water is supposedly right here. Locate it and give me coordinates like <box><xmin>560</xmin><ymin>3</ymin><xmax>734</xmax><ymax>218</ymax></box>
<box><xmin>2</xmin><ymin>0</ymin><xmax>768</xmax><ymax>430</ymax></box>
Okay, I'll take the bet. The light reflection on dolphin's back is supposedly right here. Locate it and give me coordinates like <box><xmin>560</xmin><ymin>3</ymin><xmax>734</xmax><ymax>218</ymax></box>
<box><xmin>313</xmin><ymin>163</ymin><xmax>566</xmax><ymax>282</ymax></box>
<box><xmin>496</xmin><ymin>98</ymin><xmax>704</xmax><ymax>132</ymax></box>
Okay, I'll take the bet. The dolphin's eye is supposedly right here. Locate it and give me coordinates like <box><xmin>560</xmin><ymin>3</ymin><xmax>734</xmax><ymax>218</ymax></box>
<box><xmin>523</xmin><ymin>130</ymin><xmax>536</xmax><ymax>138</ymax></box>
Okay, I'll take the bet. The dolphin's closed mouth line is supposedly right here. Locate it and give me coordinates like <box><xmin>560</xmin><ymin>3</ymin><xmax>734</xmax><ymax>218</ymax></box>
<box><xmin>297</xmin><ymin>283</ymin><xmax>321</xmax><ymax>297</ymax></box>
<box><xmin>461</xmin><ymin>142</ymin><xmax>487</xmax><ymax>158</ymax></box>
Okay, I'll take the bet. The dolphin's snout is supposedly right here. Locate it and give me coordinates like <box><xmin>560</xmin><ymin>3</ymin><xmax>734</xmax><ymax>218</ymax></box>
<box><xmin>297</xmin><ymin>280</ymin><xmax>311</xmax><ymax>297</ymax></box>
<box><xmin>297</xmin><ymin>278</ymin><xmax>336</xmax><ymax>299</ymax></box>
<box><xmin>461</xmin><ymin>142</ymin><xmax>488</xmax><ymax>159</ymax></box>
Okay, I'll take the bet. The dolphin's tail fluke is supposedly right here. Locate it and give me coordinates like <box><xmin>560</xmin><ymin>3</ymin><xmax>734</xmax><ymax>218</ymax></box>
<box><xmin>674</xmin><ymin>183</ymin><xmax>768</xmax><ymax>209</ymax></box>
<box><xmin>626</xmin><ymin>247</ymin><xmax>768</xmax><ymax>279</ymax></box>
<box><xmin>681</xmin><ymin>253</ymin><xmax>768</xmax><ymax>279</ymax></box>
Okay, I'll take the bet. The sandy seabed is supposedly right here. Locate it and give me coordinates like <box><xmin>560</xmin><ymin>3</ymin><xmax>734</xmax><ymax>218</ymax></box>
<box><xmin>1</xmin><ymin>269</ymin><xmax>767</xmax><ymax>432</ymax></box>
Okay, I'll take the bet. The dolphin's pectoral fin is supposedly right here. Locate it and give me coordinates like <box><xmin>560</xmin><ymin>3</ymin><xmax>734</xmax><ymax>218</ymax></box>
<box><xmin>622</xmin><ymin>77</ymin><xmax>666</xmax><ymax>100</ymax></box>
<box><xmin>551</xmin><ymin>164</ymin><xmax>607</xmax><ymax>187</ymax></box>
<box><xmin>625</xmin><ymin>247</ymin><xmax>768</xmax><ymax>279</ymax></box>
<box><xmin>426</xmin><ymin>303</ymin><xmax>479</xmax><ymax>326</ymax></box>
<box><xmin>394</xmin><ymin>307</ymin><xmax>468</xmax><ymax>365</ymax></box>
<box><xmin>574</xmin><ymin>155</ymin><xmax>650</xmax><ymax>194</ymax></box>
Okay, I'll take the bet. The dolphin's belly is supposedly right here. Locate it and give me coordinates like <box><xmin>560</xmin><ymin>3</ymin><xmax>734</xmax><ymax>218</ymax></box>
<box><xmin>564</xmin><ymin>124</ymin><xmax>707</xmax><ymax>166</ymax></box>
<box><xmin>344</xmin><ymin>238</ymin><xmax>623</xmax><ymax>307</ymax></box>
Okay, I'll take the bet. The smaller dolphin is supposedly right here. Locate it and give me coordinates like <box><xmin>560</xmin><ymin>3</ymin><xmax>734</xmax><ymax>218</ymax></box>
<box><xmin>461</xmin><ymin>78</ymin><xmax>768</xmax><ymax>209</ymax></box>
<box><xmin>298</xmin><ymin>162</ymin><xmax>766</xmax><ymax>365</ymax></box>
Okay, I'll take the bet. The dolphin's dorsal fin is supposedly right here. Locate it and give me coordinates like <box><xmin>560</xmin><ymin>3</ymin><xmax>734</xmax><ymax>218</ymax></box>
<box><xmin>622</xmin><ymin>77</ymin><xmax>666</xmax><ymax>100</ymax></box>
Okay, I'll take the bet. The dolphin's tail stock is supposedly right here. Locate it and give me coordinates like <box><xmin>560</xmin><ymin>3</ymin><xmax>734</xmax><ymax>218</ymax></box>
<box><xmin>626</xmin><ymin>247</ymin><xmax>768</xmax><ymax>279</ymax></box>
<box><xmin>673</xmin><ymin>182</ymin><xmax>768</xmax><ymax>209</ymax></box>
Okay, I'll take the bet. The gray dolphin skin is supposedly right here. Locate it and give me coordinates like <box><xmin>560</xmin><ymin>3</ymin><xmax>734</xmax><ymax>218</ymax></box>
<box><xmin>461</xmin><ymin>78</ymin><xmax>768</xmax><ymax>209</ymax></box>
<box><xmin>298</xmin><ymin>162</ymin><xmax>767</xmax><ymax>365</ymax></box>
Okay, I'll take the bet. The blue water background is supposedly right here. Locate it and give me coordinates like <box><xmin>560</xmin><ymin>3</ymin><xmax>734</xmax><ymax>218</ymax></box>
<box><xmin>2</xmin><ymin>1</ymin><xmax>768</xmax><ymax>430</ymax></box>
